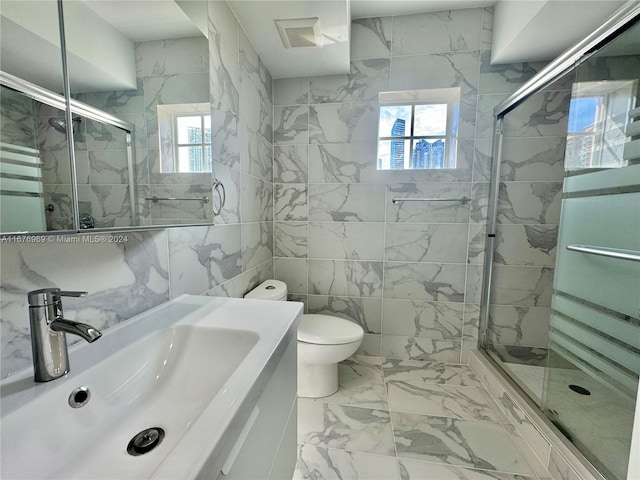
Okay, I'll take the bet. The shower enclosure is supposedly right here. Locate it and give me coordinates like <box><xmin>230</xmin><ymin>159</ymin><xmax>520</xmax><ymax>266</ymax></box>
<box><xmin>479</xmin><ymin>4</ymin><xmax>640</xmax><ymax>480</ymax></box>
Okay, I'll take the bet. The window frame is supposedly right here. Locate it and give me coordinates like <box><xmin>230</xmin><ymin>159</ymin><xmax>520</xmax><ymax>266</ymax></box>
<box><xmin>172</xmin><ymin>112</ymin><xmax>211</xmax><ymax>173</ymax></box>
<box><xmin>377</xmin><ymin>88</ymin><xmax>461</xmax><ymax>171</ymax></box>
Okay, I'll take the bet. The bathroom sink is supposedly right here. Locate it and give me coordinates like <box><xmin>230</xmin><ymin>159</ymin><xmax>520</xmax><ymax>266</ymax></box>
<box><xmin>0</xmin><ymin>295</ymin><xmax>301</xmax><ymax>479</ymax></box>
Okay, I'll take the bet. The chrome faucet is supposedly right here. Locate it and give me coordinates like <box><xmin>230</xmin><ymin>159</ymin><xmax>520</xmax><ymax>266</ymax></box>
<box><xmin>27</xmin><ymin>288</ymin><xmax>102</xmax><ymax>382</ymax></box>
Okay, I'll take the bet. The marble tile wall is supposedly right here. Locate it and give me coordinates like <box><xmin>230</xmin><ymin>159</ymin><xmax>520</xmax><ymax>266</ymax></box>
<box><xmin>0</xmin><ymin>0</ymin><xmax>275</xmax><ymax>380</ymax></box>
<box><xmin>273</xmin><ymin>6</ymin><xmax>557</xmax><ymax>364</ymax></box>
<box><xmin>472</xmin><ymin>70</ymin><xmax>573</xmax><ymax>352</ymax></box>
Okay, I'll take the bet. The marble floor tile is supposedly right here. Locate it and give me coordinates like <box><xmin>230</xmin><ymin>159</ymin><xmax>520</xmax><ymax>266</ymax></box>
<box><xmin>294</xmin><ymin>445</ymin><xmax>400</xmax><ymax>480</ymax></box>
<box><xmin>316</xmin><ymin>360</ymin><xmax>387</xmax><ymax>410</ymax></box>
<box><xmin>298</xmin><ymin>400</ymin><xmax>396</xmax><ymax>457</ymax></box>
<box><xmin>382</xmin><ymin>359</ymin><xmax>481</xmax><ymax>387</ymax></box>
<box><xmin>340</xmin><ymin>355</ymin><xmax>384</xmax><ymax>382</ymax></box>
<box><xmin>387</xmin><ymin>381</ymin><xmax>500</xmax><ymax>422</ymax></box>
<box><xmin>398</xmin><ymin>458</ymin><xmax>535</xmax><ymax>480</ymax></box>
<box><xmin>391</xmin><ymin>412</ymin><xmax>535</xmax><ymax>476</ymax></box>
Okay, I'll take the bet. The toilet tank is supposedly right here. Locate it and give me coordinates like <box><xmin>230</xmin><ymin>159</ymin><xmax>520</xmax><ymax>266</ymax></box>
<box><xmin>244</xmin><ymin>280</ymin><xmax>288</xmax><ymax>301</ymax></box>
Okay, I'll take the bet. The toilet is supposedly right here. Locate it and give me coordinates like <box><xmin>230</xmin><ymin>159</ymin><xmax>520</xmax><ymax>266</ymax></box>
<box><xmin>245</xmin><ymin>279</ymin><xmax>364</xmax><ymax>398</ymax></box>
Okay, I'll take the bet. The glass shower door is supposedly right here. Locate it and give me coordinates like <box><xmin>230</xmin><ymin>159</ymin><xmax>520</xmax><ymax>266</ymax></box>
<box><xmin>542</xmin><ymin>20</ymin><xmax>640</xmax><ymax>480</ymax></box>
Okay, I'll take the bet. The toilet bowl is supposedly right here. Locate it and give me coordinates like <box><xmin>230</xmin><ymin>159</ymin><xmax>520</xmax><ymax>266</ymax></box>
<box><xmin>245</xmin><ymin>280</ymin><xmax>364</xmax><ymax>398</ymax></box>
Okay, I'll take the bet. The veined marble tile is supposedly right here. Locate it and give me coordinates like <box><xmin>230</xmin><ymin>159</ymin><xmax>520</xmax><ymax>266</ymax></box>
<box><xmin>41</xmin><ymin>148</ymin><xmax>72</xmax><ymax>185</ymax></box>
<box><xmin>273</xmin><ymin>105</ymin><xmax>309</xmax><ymax>145</ymax></box>
<box><xmin>88</xmin><ymin>150</ymin><xmax>130</xmax><ymax>185</ymax></box>
<box><xmin>297</xmin><ymin>400</ymin><xmax>396</xmax><ymax>457</ymax></box>
<box><xmin>392</xmin><ymin>9</ymin><xmax>482</xmax><ymax>56</ymax></box>
<box><xmin>207</xmin><ymin>0</ymin><xmax>239</xmax><ymax>52</ymax></box>
<box><xmin>500</xmin><ymin>137</ymin><xmax>566</xmax><ymax>181</ymax></box>
<box><xmin>487</xmin><ymin>305</ymin><xmax>551</xmax><ymax>348</ymax></box>
<box><xmin>274</xmin><ymin>222</ymin><xmax>308</xmax><ymax>258</ymax></box>
<box><xmin>273</xmin><ymin>77</ymin><xmax>309</xmax><ymax>106</ymax></box>
<box><xmin>387</xmin><ymin>381</ymin><xmax>500</xmax><ymax>422</ymax></box>
<box><xmin>168</xmin><ymin>224</ymin><xmax>241</xmax><ymax>297</ymax></box>
<box><xmin>307</xmin><ymin>295</ymin><xmax>382</xmax><ymax>334</ymax></box>
<box><xmin>274</xmin><ymin>145</ymin><xmax>308</xmax><ymax>183</ymax></box>
<box><xmin>391</xmin><ymin>412</ymin><xmax>536</xmax><ymax>475</ymax></box>
<box><xmin>547</xmin><ymin>448</ymin><xmax>581</xmax><ymax>480</ymax></box>
<box><xmin>387</xmin><ymin>183</ymin><xmax>472</xmax><ymax>223</ymax></box>
<box><xmin>503</xmin><ymin>90</ymin><xmax>571</xmax><ymax>138</ymax></box>
<box><xmin>385</xmin><ymin>224</ymin><xmax>468</xmax><ymax>263</ymax></box>
<box><xmin>294</xmin><ymin>445</ymin><xmax>400</xmax><ymax>480</ymax></box>
<box><xmin>475</xmin><ymin>94</ymin><xmax>510</xmax><ymax>139</ymax></box>
<box><xmin>274</xmin><ymin>184</ymin><xmax>308</xmax><ymax>221</ymax></box>
<box><xmin>359</xmin><ymin>334</ymin><xmax>382</xmax><ymax>356</ymax></box>
<box><xmin>1</xmin><ymin>107</ymin><xmax>36</xmax><ymax>148</ymax></box>
<box><xmin>308</xmin><ymin>143</ymin><xmax>386</xmax><ymax>184</ymax></box>
<box><xmin>240</xmin><ymin>174</ymin><xmax>273</xmax><ymax>223</ymax></box>
<box><xmin>342</xmin><ymin>355</ymin><xmax>384</xmax><ymax>380</ymax></box>
<box><xmin>117</xmin><ymin>112</ymin><xmax>147</xmax><ymax>150</ymax></box>
<box><xmin>480</xmin><ymin>7</ymin><xmax>494</xmax><ymax>49</ymax></box>
<box><xmin>90</xmin><ymin>185</ymin><xmax>132</xmax><ymax>227</ymax></box>
<box><xmin>83</xmin><ymin>77</ymin><xmax>145</xmax><ymax>115</ymax></box>
<box><xmin>382</xmin><ymin>336</ymin><xmax>461</xmax><ymax>363</ymax></box>
<box><xmin>210</xmin><ymin>161</ymin><xmax>240</xmax><ymax>224</ymax></box>
<box><xmin>316</xmin><ymin>358</ymin><xmax>387</xmax><ymax>409</ymax></box>
<box><xmin>274</xmin><ymin>257</ymin><xmax>308</xmax><ymax>294</ymax></box>
<box><xmin>351</xmin><ymin>17</ymin><xmax>391</xmax><ymax>60</ymax></box>
<box><xmin>383</xmin><ymin>262</ymin><xmax>466</xmax><ymax>303</ymax></box>
<box><xmin>210</xmin><ymin>98</ymin><xmax>240</xmax><ymax>169</ymax></box>
<box><xmin>309</xmin><ymin>102</ymin><xmax>378</xmax><ymax>144</ymax></box>
<box><xmin>308</xmin><ymin>222</ymin><xmax>385</xmax><ymax>261</ymax></box>
<box><xmin>309</xmin><ymin>184</ymin><xmax>386</xmax><ymax>222</ymax></box>
<box><xmin>239</xmin><ymin>69</ymin><xmax>272</xmax><ymax>142</ymax></box>
<box><xmin>0</xmin><ymin>230</ymin><xmax>169</xmax><ymax>378</ymax></box>
<box><xmin>490</xmin><ymin>266</ymin><xmax>554</xmax><ymax>307</ymax></box>
<box><xmin>471</xmin><ymin>182</ymin><xmax>563</xmax><ymax>225</ymax></box>
<box><xmin>241</xmin><ymin>222</ymin><xmax>273</xmax><ymax>271</ymax></box>
<box><xmin>239</xmin><ymin>30</ymin><xmax>272</xmax><ymax>100</ymax></box>
<box><xmin>144</xmin><ymin>72</ymin><xmax>210</xmax><ymax>112</ymax></box>
<box><xmin>148</xmin><ymin>184</ymin><xmax>211</xmax><ymax>221</ymax></box>
<box><xmin>463</xmin><ymin>305</ymin><xmax>480</xmax><ymax>341</ymax></box>
<box><xmin>479</xmin><ymin>51</ymin><xmax>541</xmax><ymax>95</ymax></box>
<box><xmin>308</xmin><ymin>259</ymin><xmax>383</xmax><ymax>298</ymax></box>
<box><xmin>139</xmin><ymin>37</ymin><xmax>208</xmax><ymax>76</ymax></box>
<box><xmin>390</xmin><ymin>51</ymin><xmax>480</xmax><ymax>96</ymax></box>
<box><xmin>240</xmin><ymin>122</ymin><xmax>272</xmax><ymax>182</ymax></box>
<box><xmin>399</xmin><ymin>458</ymin><xmax>534</xmax><ymax>480</ymax></box>
<box><xmin>382</xmin><ymin>299</ymin><xmax>463</xmax><ymax>340</ymax></box>
<box><xmin>494</xmin><ymin>225</ymin><xmax>557</xmax><ymax>266</ymax></box>
<box><xmin>85</xmin><ymin>119</ymin><xmax>128</xmax><ymax>151</ymax></box>
<box><xmin>310</xmin><ymin>59</ymin><xmax>390</xmax><ymax>104</ymax></box>
<box><xmin>208</xmin><ymin>27</ymin><xmax>239</xmax><ymax>114</ymax></box>
<box><xmin>382</xmin><ymin>359</ymin><xmax>480</xmax><ymax>386</ymax></box>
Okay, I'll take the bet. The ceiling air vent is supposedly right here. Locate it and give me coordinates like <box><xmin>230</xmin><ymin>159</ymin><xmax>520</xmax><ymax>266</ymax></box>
<box><xmin>275</xmin><ymin>17</ymin><xmax>322</xmax><ymax>48</ymax></box>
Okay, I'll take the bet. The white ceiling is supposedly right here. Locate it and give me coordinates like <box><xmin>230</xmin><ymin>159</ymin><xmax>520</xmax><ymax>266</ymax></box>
<box><xmin>351</xmin><ymin>0</ymin><xmax>496</xmax><ymax>19</ymax></box>
<box><xmin>228</xmin><ymin>0</ymin><xmax>351</xmax><ymax>79</ymax></box>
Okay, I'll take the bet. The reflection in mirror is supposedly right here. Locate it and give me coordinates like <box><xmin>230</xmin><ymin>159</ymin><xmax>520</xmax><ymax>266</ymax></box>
<box><xmin>64</xmin><ymin>0</ymin><xmax>213</xmax><ymax>226</ymax></box>
<box><xmin>0</xmin><ymin>1</ymin><xmax>72</xmax><ymax>233</ymax></box>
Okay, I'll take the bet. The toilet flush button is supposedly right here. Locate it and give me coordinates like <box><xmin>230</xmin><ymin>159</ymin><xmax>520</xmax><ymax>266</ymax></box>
<box><xmin>266</xmin><ymin>286</ymin><xmax>276</xmax><ymax>290</ymax></box>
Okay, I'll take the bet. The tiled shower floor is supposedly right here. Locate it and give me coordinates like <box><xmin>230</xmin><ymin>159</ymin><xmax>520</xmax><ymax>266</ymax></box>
<box><xmin>294</xmin><ymin>356</ymin><xmax>551</xmax><ymax>480</ymax></box>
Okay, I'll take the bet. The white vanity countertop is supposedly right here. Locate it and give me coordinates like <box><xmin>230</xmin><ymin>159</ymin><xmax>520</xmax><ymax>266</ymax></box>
<box><xmin>0</xmin><ymin>295</ymin><xmax>302</xmax><ymax>480</ymax></box>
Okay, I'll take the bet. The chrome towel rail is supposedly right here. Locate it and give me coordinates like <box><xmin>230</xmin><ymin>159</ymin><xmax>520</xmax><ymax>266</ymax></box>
<box><xmin>392</xmin><ymin>196</ymin><xmax>471</xmax><ymax>205</ymax></box>
<box><xmin>566</xmin><ymin>245</ymin><xmax>640</xmax><ymax>263</ymax></box>
<box><xmin>146</xmin><ymin>196</ymin><xmax>209</xmax><ymax>204</ymax></box>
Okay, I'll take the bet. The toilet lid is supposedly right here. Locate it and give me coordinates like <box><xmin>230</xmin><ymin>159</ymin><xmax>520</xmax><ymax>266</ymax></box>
<box><xmin>297</xmin><ymin>314</ymin><xmax>364</xmax><ymax>345</ymax></box>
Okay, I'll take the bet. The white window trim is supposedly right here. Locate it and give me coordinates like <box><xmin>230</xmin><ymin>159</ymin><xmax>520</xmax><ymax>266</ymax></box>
<box><xmin>377</xmin><ymin>87</ymin><xmax>461</xmax><ymax>170</ymax></box>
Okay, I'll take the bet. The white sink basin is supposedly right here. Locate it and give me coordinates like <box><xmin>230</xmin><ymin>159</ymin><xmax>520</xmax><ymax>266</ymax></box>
<box><xmin>1</xmin><ymin>295</ymin><xmax>301</xmax><ymax>479</ymax></box>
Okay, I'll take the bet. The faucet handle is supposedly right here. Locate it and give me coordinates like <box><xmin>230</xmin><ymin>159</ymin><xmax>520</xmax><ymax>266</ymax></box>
<box><xmin>58</xmin><ymin>291</ymin><xmax>88</xmax><ymax>298</ymax></box>
<box><xmin>27</xmin><ymin>288</ymin><xmax>88</xmax><ymax>306</ymax></box>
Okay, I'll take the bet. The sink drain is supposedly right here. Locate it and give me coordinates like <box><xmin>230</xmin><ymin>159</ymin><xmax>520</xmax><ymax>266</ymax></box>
<box><xmin>127</xmin><ymin>427</ymin><xmax>165</xmax><ymax>456</ymax></box>
<box><xmin>69</xmin><ymin>387</ymin><xmax>91</xmax><ymax>408</ymax></box>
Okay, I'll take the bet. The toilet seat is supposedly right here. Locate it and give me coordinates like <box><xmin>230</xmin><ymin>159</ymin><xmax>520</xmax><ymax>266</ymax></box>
<box><xmin>297</xmin><ymin>314</ymin><xmax>364</xmax><ymax>345</ymax></box>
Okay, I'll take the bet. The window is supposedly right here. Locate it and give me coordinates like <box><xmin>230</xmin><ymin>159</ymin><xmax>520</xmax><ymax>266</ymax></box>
<box><xmin>157</xmin><ymin>103</ymin><xmax>212</xmax><ymax>173</ymax></box>
<box><xmin>377</xmin><ymin>88</ymin><xmax>460</xmax><ymax>170</ymax></box>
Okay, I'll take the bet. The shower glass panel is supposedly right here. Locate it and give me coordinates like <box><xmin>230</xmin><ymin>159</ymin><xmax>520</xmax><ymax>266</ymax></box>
<box><xmin>484</xmin><ymin>68</ymin><xmax>576</xmax><ymax>404</ymax></box>
<box><xmin>542</xmin><ymin>20</ymin><xmax>640</xmax><ymax>480</ymax></box>
<box><xmin>484</xmin><ymin>17</ymin><xmax>639</xmax><ymax>480</ymax></box>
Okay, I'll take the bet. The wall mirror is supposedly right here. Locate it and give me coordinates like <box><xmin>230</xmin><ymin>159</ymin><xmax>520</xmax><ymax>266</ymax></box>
<box><xmin>0</xmin><ymin>0</ymin><xmax>218</xmax><ymax>234</ymax></box>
